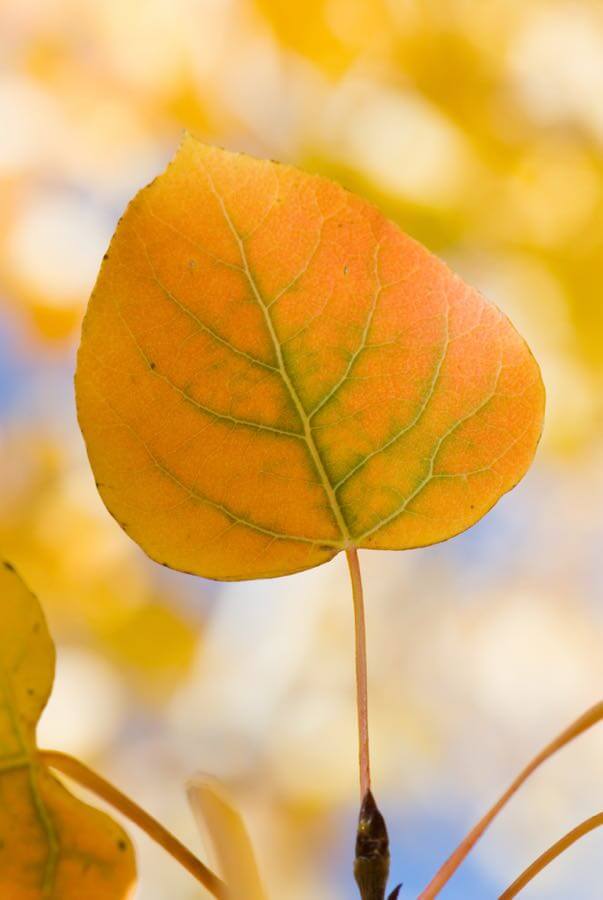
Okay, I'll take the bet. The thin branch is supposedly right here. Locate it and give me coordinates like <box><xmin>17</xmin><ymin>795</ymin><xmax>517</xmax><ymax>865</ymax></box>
<box><xmin>499</xmin><ymin>812</ymin><xmax>603</xmax><ymax>898</ymax></box>
<box><xmin>346</xmin><ymin>546</ymin><xmax>371</xmax><ymax>800</ymax></box>
<box><xmin>418</xmin><ymin>701</ymin><xmax>603</xmax><ymax>899</ymax></box>
<box><xmin>40</xmin><ymin>749</ymin><xmax>228</xmax><ymax>899</ymax></box>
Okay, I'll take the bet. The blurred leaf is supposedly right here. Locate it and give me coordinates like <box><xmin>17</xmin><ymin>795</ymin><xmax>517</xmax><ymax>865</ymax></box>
<box><xmin>254</xmin><ymin>0</ymin><xmax>393</xmax><ymax>75</ymax></box>
<box><xmin>187</xmin><ymin>775</ymin><xmax>267</xmax><ymax>900</ymax></box>
<box><xmin>0</xmin><ymin>435</ymin><xmax>200</xmax><ymax>691</ymax></box>
<box><xmin>0</xmin><ymin>561</ymin><xmax>136</xmax><ymax>899</ymax></box>
<box><xmin>102</xmin><ymin>599</ymin><xmax>197</xmax><ymax>694</ymax></box>
<box><xmin>75</xmin><ymin>135</ymin><xmax>544</xmax><ymax>580</ymax></box>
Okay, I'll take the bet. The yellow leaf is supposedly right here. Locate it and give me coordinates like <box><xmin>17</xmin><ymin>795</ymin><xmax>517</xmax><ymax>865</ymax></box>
<box><xmin>254</xmin><ymin>0</ymin><xmax>393</xmax><ymax>75</ymax></box>
<box><xmin>0</xmin><ymin>561</ymin><xmax>136</xmax><ymax>899</ymax></box>
<box><xmin>187</xmin><ymin>775</ymin><xmax>267</xmax><ymax>900</ymax></box>
<box><xmin>75</xmin><ymin>135</ymin><xmax>545</xmax><ymax>580</ymax></box>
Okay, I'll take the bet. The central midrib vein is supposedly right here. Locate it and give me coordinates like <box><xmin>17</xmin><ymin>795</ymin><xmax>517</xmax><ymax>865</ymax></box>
<box><xmin>203</xmin><ymin>166</ymin><xmax>351</xmax><ymax>544</ymax></box>
<box><xmin>0</xmin><ymin>665</ymin><xmax>59</xmax><ymax>896</ymax></box>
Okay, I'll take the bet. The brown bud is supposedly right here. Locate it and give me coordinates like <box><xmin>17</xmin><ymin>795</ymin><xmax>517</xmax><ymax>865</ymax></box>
<box><xmin>354</xmin><ymin>791</ymin><xmax>393</xmax><ymax>900</ymax></box>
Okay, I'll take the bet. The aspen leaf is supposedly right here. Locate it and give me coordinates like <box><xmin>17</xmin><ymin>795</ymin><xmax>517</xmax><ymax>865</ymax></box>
<box><xmin>187</xmin><ymin>775</ymin><xmax>267</xmax><ymax>900</ymax></box>
<box><xmin>76</xmin><ymin>135</ymin><xmax>544</xmax><ymax>580</ymax></box>
<box><xmin>0</xmin><ymin>562</ymin><xmax>136</xmax><ymax>899</ymax></box>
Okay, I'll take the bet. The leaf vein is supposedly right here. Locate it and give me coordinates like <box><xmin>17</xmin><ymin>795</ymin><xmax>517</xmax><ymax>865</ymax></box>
<box><xmin>199</xmin><ymin>158</ymin><xmax>351</xmax><ymax>542</ymax></box>
<box><xmin>90</xmin><ymin>384</ymin><xmax>341</xmax><ymax>548</ymax></box>
<box><xmin>357</xmin><ymin>359</ymin><xmax>505</xmax><ymax>541</ymax></box>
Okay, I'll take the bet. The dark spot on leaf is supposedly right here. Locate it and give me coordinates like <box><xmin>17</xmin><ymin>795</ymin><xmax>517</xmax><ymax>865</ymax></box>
<box><xmin>149</xmin><ymin>361</ymin><xmax>156</xmax><ymax>370</ymax></box>
<box><xmin>3</xmin><ymin>561</ymin><xmax>15</xmax><ymax>572</ymax></box>
<box><xmin>344</xmin><ymin>264</ymin><xmax>349</xmax><ymax>275</ymax></box>
<box><xmin>33</xmin><ymin>623</ymin><xmax>40</xmax><ymax>633</ymax></box>
<box><xmin>27</xmin><ymin>688</ymin><xmax>34</xmax><ymax>696</ymax></box>
<box><xmin>117</xmin><ymin>839</ymin><xmax>127</xmax><ymax>852</ymax></box>
<box><xmin>103</xmin><ymin>253</ymin><xmax>109</xmax><ymax>261</ymax></box>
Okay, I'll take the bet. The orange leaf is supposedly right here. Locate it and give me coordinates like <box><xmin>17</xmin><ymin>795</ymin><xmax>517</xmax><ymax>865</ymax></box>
<box><xmin>75</xmin><ymin>135</ymin><xmax>544</xmax><ymax>580</ymax></box>
<box><xmin>0</xmin><ymin>562</ymin><xmax>136</xmax><ymax>899</ymax></box>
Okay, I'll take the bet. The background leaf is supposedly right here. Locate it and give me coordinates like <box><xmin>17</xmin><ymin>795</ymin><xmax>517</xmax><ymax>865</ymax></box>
<box><xmin>0</xmin><ymin>562</ymin><xmax>136</xmax><ymax>899</ymax></box>
<box><xmin>187</xmin><ymin>774</ymin><xmax>267</xmax><ymax>900</ymax></box>
<box><xmin>76</xmin><ymin>136</ymin><xmax>544</xmax><ymax>580</ymax></box>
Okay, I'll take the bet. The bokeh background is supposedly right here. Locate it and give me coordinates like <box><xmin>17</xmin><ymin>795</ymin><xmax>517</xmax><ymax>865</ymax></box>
<box><xmin>1</xmin><ymin>1</ymin><xmax>602</xmax><ymax>897</ymax></box>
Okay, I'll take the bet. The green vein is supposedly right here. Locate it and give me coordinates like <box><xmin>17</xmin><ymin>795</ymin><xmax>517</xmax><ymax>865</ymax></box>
<box><xmin>308</xmin><ymin>240</ymin><xmax>383</xmax><ymax>419</ymax></box>
<box><xmin>333</xmin><ymin>303</ymin><xmax>450</xmax><ymax>492</ymax></box>
<box><xmin>91</xmin><ymin>384</ymin><xmax>341</xmax><ymax>549</ymax></box>
<box><xmin>357</xmin><ymin>360</ymin><xmax>504</xmax><ymax>541</ymax></box>
<box><xmin>144</xmin><ymin>202</ymin><xmax>245</xmax><ymax>274</ymax></box>
<box><xmin>107</xmin><ymin>289</ymin><xmax>305</xmax><ymax>441</ymax></box>
<box><xmin>0</xmin><ymin>665</ymin><xmax>59</xmax><ymax>897</ymax></box>
<box><xmin>130</xmin><ymin>224</ymin><xmax>279</xmax><ymax>374</ymax></box>
<box><xmin>266</xmin><ymin>208</ymin><xmax>340</xmax><ymax>309</ymax></box>
<box><xmin>136</xmin><ymin>435</ymin><xmax>341</xmax><ymax>548</ymax></box>
<box><xmin>199</xmin><ymin>159</ymin><xmax>351</xmax><ymax>543</ymax></box>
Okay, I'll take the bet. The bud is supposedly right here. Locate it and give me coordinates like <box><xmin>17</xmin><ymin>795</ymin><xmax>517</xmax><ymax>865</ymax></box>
<box><xmin>354</xmin><ymin>791</ymin><xmax>400</xmax><ymax>899</ymax></box>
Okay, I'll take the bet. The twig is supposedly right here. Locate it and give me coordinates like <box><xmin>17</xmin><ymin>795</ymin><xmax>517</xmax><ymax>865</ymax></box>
<box><xmin>418</xmin><ymin>701</ymin><xmax>603</xmax><ymax>898</ymax></box>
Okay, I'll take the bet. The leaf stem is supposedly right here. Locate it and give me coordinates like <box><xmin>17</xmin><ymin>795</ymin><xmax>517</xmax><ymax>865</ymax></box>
<box><xmin>499</xmin><ymin>812</ymin><xmax>603</xmax><ymax>898</ymax></box>
<box><xmin>40</xmin><ymin>749</ymin><xmax>228</xmax><ymax>899</ymax></box>
<box><xmin>346</xmin><ymin>547</ymin><xmax>371</xmax><ymax>800</ymax></box>
<box><xmin>418</xmin><ymin>701</ymin><xmax>603</xmax><ymax>899</ymax></box>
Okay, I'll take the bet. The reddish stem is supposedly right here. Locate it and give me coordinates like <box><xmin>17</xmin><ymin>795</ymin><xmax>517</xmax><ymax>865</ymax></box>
<box><xmin>346</xmin><ymin>547</ymin><xmax>371</xmax><ymax>800</ymax></box>
<box><xmin>500</xmin><ymin>812</ymin><xmax>603</xmax><ymax>898</ymax></box>
<box><xmin>419</xmin><ymin>702</ymin><xmax>603</xmax><ymax>898</ymax></box>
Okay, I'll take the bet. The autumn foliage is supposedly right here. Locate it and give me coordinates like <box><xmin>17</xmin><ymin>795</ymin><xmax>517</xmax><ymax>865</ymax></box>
<box><xmin>75</xmin><ymin>136</ymin><xmax>544</xmax><ymax>581</ymax></box>
<box><xmin>0</xmin><ymin>563</ymin><xmax>135</xmax><ymax>899</ymax></box>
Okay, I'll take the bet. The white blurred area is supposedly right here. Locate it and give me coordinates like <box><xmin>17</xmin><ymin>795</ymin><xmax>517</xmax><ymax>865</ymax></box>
<box><xmin>1</xmin><ymin>0</ymin><xmax>602</xmax><ymax>898</ymax></box>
